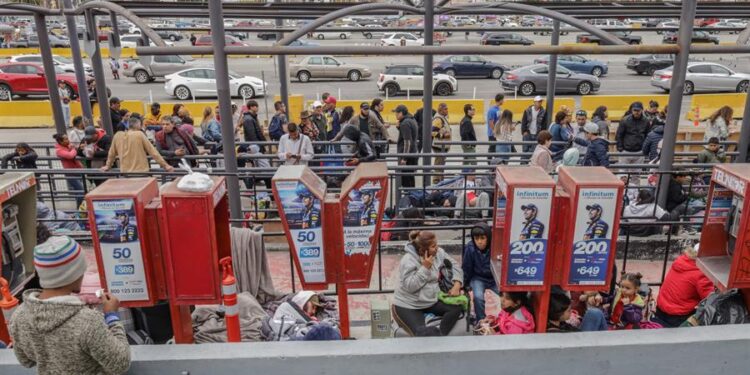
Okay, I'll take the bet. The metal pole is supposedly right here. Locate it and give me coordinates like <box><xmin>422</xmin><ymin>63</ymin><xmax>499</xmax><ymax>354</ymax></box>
<box><xmin>545</xmin><ymin>20</ymin><xmax>560</xmax><ymax>120</ymax></box>
<box><xmin>85</xmin><ymin>10</ymin><xmax>114</xmax><ymax>135</ymax></box>
<box><xmin>63</xmin><ymin>0</ymin><xmax>92</xmax><ymax>121</ymax></box>
<box><xmin>34</xmin><ymin>13</ymin><xmax>66</xmax><ymax>134</ymax></box>
<box><xmin>110</xmin><ymin>11</ymin><xmax>120</xmax><ymax>47</ymax></box>
<box><xmin>208</xmin><ymin>0</ymin><xmax>242</xmax><ymax>226</ymax></box>
<box><xmin>276</xmin><ymin>18</ymin><xmax>290</xmax><ymax>116</ymax></box>
<box><xmin>422</xmin><ymin>0</ymin><xmax>434</xmax><ymax>187</ymax></box>
<box><xmin>657</xmin><ymin>0</ymin><xmax>697</xmax><ymax>208</ymax></box>
<box><xmin>737</xmin><ymin>91</ymin><xmax>750</xmax><ymax>162</ymax></box>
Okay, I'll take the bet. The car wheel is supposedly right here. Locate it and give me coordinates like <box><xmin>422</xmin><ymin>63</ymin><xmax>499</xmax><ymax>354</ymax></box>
<box><xmin>297</xmin><ymin>71</ymin><xmax>311</xmax><ymax>83</ymax></box>
<box><xmin>629</xmin><ymin>40</ymin><xmax>640</xmax><ymax>45</ymax></box>
<box><xmin>577</xmin><ymin>81</ymin><xmax>593</xmax><ymax>95</ymax></box>
<box><xmin>339</xmin><ymin>33</ymin><xmax>347</xmax><ymax>40</ymax></box>
<box><xmin>317</xmin><ymin>34</ymin><xmax>324</xmax><ymax>40</ymax></box>
<box><xmin>445</xmin><ymin>68</ymin><xmax>456</xmax><ymax>77</ymax></box>
<box><xmin>169</xmin><ymin>35</ymin><xmax>177</xmax><ymax>42</ymax></box>
<box><xmin>0</xmin><ymin>84</ymin><xmax>12</xmax><ymax>101</ymax></box>
<box><xmin>364</xmin><ymin>32</ymin><xmax>372</xmax><ymax>39</ymax></box>
<box><xmin>238</xmin><ymin>84</ymin><xmax>255</xmax><ymax>99</ymax></box>
<box><xmin>646</xmin><ymin>66</ymin><xmax>657</xmax><ymax>76</ymax></box>
<box><xmin>683</xmin><ymin>81</ymin><xmax>695</xmax><ymax>95</ymax></box>
<box><xmin>737</xmin><ymin>80</ymin><xmax>749</xmax><ymax>93</ymax></box>
<box><xmin>435</xmin><ymin>82</ymin><xmax>452</xmax><ymax>96</ymax></box>
<box><xmin>384</xmin><ymin>83</ymin><xmax>399</xmax><ymax>97</ymax></box>
<box><xmin>348</xmin><ymin>70</ymin><xmax>361</xmax><ymax>82</ymax></box>
<box><xmin>490</xmin><ymin>68</ymin><xmax>503</xmax><ymax>79</ymax></box>
<box><xmin>174</xmin><ymin>85</ymin><xmax>192</xmax><ymax>100</ymax></box>
<box><xmin>713</xmin><ymin>40</ymin><xmax>719</xmax><ymax>45</ymax></box>
<box><xmin>519</xmin><ymin>82</ymin><xmax>535</xmax><ymax>96</ymax></box>
<box><xmin>134</xmin><ymin>70</ymin><xmax>150</xmax><ymax>84</ymax></box>
<box><xmin>591</xmin><ymin>66</ymin><xmax>603</xmax><ymax>77</ymax></box>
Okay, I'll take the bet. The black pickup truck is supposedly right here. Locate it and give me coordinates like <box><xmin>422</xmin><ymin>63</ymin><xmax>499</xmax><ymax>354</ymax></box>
<box><xmin>576</xmin><ymin>31</ymin><xmax>642</xmax><ymax>45</ymax></box>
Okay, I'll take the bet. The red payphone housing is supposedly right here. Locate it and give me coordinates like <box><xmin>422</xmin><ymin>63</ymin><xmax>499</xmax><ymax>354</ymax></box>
<box><xmin>87</xmin><ymin>178</ymin><xmax>163</xmax><ymax>307</ymax></box>
<box><xmin>158</xmin><ymin>176</ymin><xmax>231</xmax><ymax>305</ymax></box>
<box><xmin>697</xmin><ymin>164</ymin><xmax>750</xmax><ymax>308</ymax></box>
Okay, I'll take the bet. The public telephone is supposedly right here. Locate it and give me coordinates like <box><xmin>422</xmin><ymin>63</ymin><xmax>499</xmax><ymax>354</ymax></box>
<box><xmin>726</xmin><ymin>195</ymin><xmax>743</xmax><ymax>256</ymax></box>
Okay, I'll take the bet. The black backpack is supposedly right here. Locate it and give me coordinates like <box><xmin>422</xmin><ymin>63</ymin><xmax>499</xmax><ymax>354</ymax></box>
<box><xmin>693</xmin><ymin>289</ymin><xmax>750</xmax><ymax>326</ymax></box>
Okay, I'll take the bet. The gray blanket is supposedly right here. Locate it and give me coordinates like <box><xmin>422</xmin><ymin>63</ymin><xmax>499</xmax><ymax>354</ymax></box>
<box><xmin>192</xmin><ymin>292</ymin><xmax>266</xmax><ymax>343</ymax></box>
<box><xmin>230</xmin><ymin>226</ymin><xmax>282</xmax><ymax>305</ymax></box>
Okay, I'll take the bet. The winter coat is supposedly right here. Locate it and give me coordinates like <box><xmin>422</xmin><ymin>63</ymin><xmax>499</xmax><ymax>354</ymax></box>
<box><xmin>642</xmin><ymin>125</ymin><xmax>664</xmax><ymax>161</ymax></box>
<box><xmin>55</xmin><ymin>143</ymin><xmax>83</xmax><ymax>169</ymax></box>
<box><xmin>582</xmin><ymin>137</ymin><xmax>610</xmax><ymax>167</ymax></box>
<box><xmin>266</xmin><ymin>301</ymin><xmax>313</xmax><ymax>341</ymax></box>
<box><xmin>622</xmin><ymin>202</ymin><xmax>668</xmax><ymax>237</ymax></box>
<box><xmin>521</xmin><ymin>106</ymin><xmax>548</xmax><ymax>135</ymax></box>
<box><xmin>530</xmin><ymin>144</ymin><xmax>555</xmax><ymax>173</ymax></box>
<box><xmin>393</xmin><ymin>243</ymin><xmax>463</xmax><ymax>310</ymax></box>
<box><xmin>548</xmin><ymin>122</ymin><xmax>573</xmax><ymax>154</ymax></box>
<box><xmin>202</xmin><ymin>119</ymin><xmax>223</xmax><ymax>143</ymax></box>
<box><xmin>608</xmin><ymin>290</ymin><xmax>645</xmax><ymax>328</ymax></box>
<box><xmin>657</xmin><ymin>254</ymin><xmax>715</xmax><ymax>316</ymax></box>
<box><xmin>347</xmin><ymin>111</ymin><xmax>388</xmax><ymax>141</ymax></box>
<box><xmin>496</xmin><ymin>306</ymin><xmax>535</xmax><ymax>334</ymax></box>
<box><xmin>242</xmin><ymin>111</ymin><xmax>266</xmax><ymax>152</ymax></box>
<box><xmin>696</xmin><ymin>147</ymin><xmax>727</xmax><ymax>164</ymax></box>
<box><xmin>397</xmin><ymin>114</ymin><xmax>419</xmax><ymax>160</ymax></box>
<box><xmin>666</xmin><ymin>178</ymin><xmax>688</xmax><ymax>212</ymax></box>
<box><xmin>704</xmin><ymin>117</ymin><xmax>729</xmax><ymax>141</ymax></box>
<box><xmin>10</xmin><ymin>290</ymin><xmax>130</xmax><ymax>375</ymax></box>
<box><xmin>462</xmin><ymin>223</ymin><xmax>495</xmax><ymax>287</ymax></box>
<box><xmin>616</xmin><ymin>114</ymin><xmax>650</xmax><ymax>152</ymax></box>
<box><xmin>1</xmin><ymin>150</ymin><xmax>37</xmax><ymax>169</ymax></box>
<box><xmin>460</xmin><ymin>115</ymin><xmax>476</xmax><ymax>142</ymax></box>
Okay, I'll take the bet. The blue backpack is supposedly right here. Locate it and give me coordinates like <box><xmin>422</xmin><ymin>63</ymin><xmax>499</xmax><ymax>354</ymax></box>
<box><xmin>269</xmin><ymin>114</ymin><xmax>284</xmax><ymax>140</ymax></box>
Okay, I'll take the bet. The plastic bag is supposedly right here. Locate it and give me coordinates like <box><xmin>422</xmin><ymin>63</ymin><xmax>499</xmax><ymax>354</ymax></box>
<box><xmin>176</xmin><ymin>159</ymin><xmax>214</xmax><ymax>192</ymax></box>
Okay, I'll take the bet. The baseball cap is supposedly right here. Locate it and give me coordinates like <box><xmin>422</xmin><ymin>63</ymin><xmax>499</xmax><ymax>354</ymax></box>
<box><xmin>533</xmin><ymin>95</ymin><xmax>543</xmax><ymax>102</ymax></box>
<box><xmin>360</xmin><ymin>102</ymin><xmax>370</xmax><ymax>110</ymax></box>
<box><xmin>631</xmin><ymin>101</ymin><xmax>644</xmax><ymax>110</ymax></box>
<box><xmin>324</xmin><ymin>96</ymin><xmax>337</xmax><ymax>105</ymax></box>
<box><xmin>83</xmin><ymin>126</ymin><xmax>98</xmax><ymax>142</ymax></box>
<box><xmin>392</xmin><ymin>104</ymin><xmax>409</xmax><ymax>114</ymax></box>
<box><xmin>583</xmin><ymin>122</ymin><xmax>599</xmax><ymax>134</ymax></box>
<box><xmin>109</xmin><ymin>96</ymin><xmax>121</xmax><ymax>105</ymax></box>
<box><xmin>586</xmin><ymin>204</ymin><xmax>603</xmax><ymax>211</ymax></box>
<box><xmin>312</xmin><ymin>100</ymin><xmax>323</xmax><ymax>108</ymax></box>
<box><xmin>521</xmin><ymin>204</ymin><xmax>537</xmax><ymax>211</ymax></box>
<box><xmin>576</xmin><ymin>110</ymin><xmax>587</xmax><ymax>117</ymax></box>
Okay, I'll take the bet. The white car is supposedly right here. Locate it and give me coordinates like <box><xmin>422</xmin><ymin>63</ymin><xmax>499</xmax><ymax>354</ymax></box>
<box><xmin>8</xmin><ymin>54</ymin><xmax>92</xmax><ymax>74</ymax></box>
<box><xmin>377</xmin><ymin>64</ymin><xmax>457</xmax><ymax>96</ymax></box>
<box><xmin>120</xmin><ymin>34</ymin><xmax>174</xmax><ymax>48</ymax></box>
<box><xmin>310</xmin><ymin>30</ymin><xmax>352</xmax><ymax>40</ymax></box>
<box><xmin>380</xmin><ymin>32</ymin><xmax>424</xmax><ymax>46</ymax></box>
<box><xmin>650</xmin><ymin>62</ymin><xmax>750</xmax><ymax>95</ymax></box>
<box><xmin>164</xmin><ymin>68</ymin><xmax>267</xmax><ymax>100</ymax></box>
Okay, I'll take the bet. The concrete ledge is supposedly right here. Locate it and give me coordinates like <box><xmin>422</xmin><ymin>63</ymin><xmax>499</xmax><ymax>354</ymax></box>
<box><xmin>1</xmin><ymin>325</ymin><xmax>748</xmax><ymax>374</ymax></box>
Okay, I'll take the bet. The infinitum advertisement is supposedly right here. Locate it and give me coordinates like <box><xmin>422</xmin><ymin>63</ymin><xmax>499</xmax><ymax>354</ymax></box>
<box><xmin>276</xmin><ymin>181</ymin><xmax>326</xmax><ymax>283</ymax></box>
<box><xmin>93</xmin><ymin>199</ymin><xmax>148</xmax><ymax>301</ymax></box>
<box><xmin>569</xmin><ymin>188</ymin><xmax>618</xmax><ymax>285</ymax></box>
<box><xmin>343</xmin><ymin>181</ymin><xmax>382</xmax><ymax>257</ymax></box>
<box><xmin>507</xmin><ymin>187</ymin><xmax>552</xmax><ymax>285</ymax></box>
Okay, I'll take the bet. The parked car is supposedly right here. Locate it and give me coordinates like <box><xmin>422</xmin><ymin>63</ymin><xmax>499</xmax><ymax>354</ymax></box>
<box><xmin>120</xmin><ymin>35</ymin><xmax>174</xmax><ymax>48</ymax></box>
<box><xmin>9</xmin><ymin>33</ymin><xmax>70</xmax><ymax>48</ymax></box>
<box><xmin>290</xmin><ymin>55</ymin><xmax>371</xmax><ymax>83</ymax></box>
<box><xmin>0</xmin><ymin>63</ymin><xmax>80</xmax><ymax>101</ymax></box>
<box><xmin>589</xmin><ymin>19</ymin><xmax>627</xmax><ymax>28</ymax></box>
<box><xmin>156</xmin><ymin>30</ymin><xmax>183</xmax><ymax>42</ymax></box>
<box><xmin>651</xmin><ymin>62</ymin><xmax>750</xmax><ymax>95</ymax></box>
<box><xmin>480</xmin><ymin>33</ymin><xmax>533</xmax><ymax>46</ymax></box>
<box><xmin>164</xmin><ymin>68</ymin><xmax>266</xmax><ymax>100</ymax></box>
<box><xmin>626</xmin><ymin>54</ymin><xmax>675</xmax><ymax>76</ymax></box>
<box><xmin>576</xmin><ymin>31</ymin><xmax>641</xmax><ymax>45</ymax></box>
<box><xmin>123</xmin><ymin>55</ymin><xmax>195</xmax><ymax>83</ymax></box>
<box><xmin>9</xmin><ymin>54</ymin><xmax>92</xmax><ymax>75</ymax></box>
<box><xmin>656</xmin><ymin>21</ymin><xmax>680</xmax><ymax>35</ymax></box>
<box><xmin>706</xmin><ymin>22</ymin><xmax>744</xmax><ymax>34</ymax></box>
<box><xmin>662</xmin><ymin>30</ymin><xmax>719</xmax><ymax>44</ymax></box>
<box><xmin>380</xmin><ymin>32</ymin><xmax>424</xmax><ymax>46</ymax></box>
<box><xmin>500</xmin><ymin>64</ymin><xmax>600</xmax><ymax>96</ymax></box>
<box><xmin>433</xmin><ymin>55</ymin><xmax>508</xmax><ymax>79</ymax></box>
<box><xmin>257</xmin><ymin>31</ymin><xmax>278</xmax><ymax>40</ymax></box>
<box><xmin>288</xmin><ymin>39</ymin><xmax>319</xmax><ymax>47</ymax></box>
<box><xmin>193</xmin><ymin>34</ymin><xmax>247</xmax><ymax>47</ymax></box>
<box><xmin>310</xmin><ymin>30</ymin><xmax>352</xmax><ymax>40</ymax></box>
<box><xmin>377</xmin><ymin>64</ymin><xmax>458</xmax><ymax>97</ymax></box>
<box><xmin>362</xmin><ymin>24</ymin><xmax>385</xmax><ymax>40</ymax></box>
<box><xmin>533</xmin><ymin>55</ymin><xmax>608</xmax><ymax>77</ymax></box>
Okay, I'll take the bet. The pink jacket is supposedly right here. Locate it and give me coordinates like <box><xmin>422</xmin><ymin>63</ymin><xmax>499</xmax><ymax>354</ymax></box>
<box><xmin>55</xmin><ymin>143</ymin><xmax>83</xmax><ymax>169</ymax></box>
<box><xmin>497</xmin><ymin>306</ymin><xmax>535</xmax><ymax>334</ymax></box>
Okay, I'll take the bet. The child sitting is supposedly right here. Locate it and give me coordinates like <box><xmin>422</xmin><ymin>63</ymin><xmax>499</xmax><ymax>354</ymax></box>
<box><xmin>490</xmin><ymin>292</ymin><xmax>535</xmax><ymax>334</ymax></box>
<box><xmin>608</xmin><ymin>272</ymin><xmax>646</xmax><ymax>329</ymax></box>
<box><xmin>547</xmin><ymin>293</ymin><xmax>579</xmax><ymax>333</ymax></box>
<box><xmin>462</xmin><ymin>223</ymin><xmax>498</xmax><ymax>323</ymax></box>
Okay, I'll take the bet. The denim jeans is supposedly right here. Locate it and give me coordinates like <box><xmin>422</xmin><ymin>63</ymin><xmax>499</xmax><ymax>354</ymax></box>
<box><xmin>522</xmin><ymin>133</ymin><xmax>537</xmax><ymax>153</ymax></box>
<box><xmin>496</xmin><ymin>144</ymin><xmax>512</xmax><ymax>164</ymax></box>
<box><xmin>66</xmin><ymin>176</ymin><xmax>85</xmax><ymax>208</ymax></box>
<box><xmin>580</xmin><ymin>308</ymin><xmax>608</xmax><ymax>331</ymax></box>
<box><xmin>470</xmin><ymin>278</ymin><xmax>500</xmax><ymax>321</ymax></box>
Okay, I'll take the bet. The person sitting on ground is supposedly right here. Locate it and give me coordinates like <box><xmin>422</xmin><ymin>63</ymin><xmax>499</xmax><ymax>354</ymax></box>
<box><xmin>10</xmin><ymin>233</ymin><xmax>131</xmax><ymax>374</ymax></box>
<box><xmin>155</xmin><ymin>116</ymin><xmax>200</xmax><ymax>167</ymax></box>
<box><xmin>340</xmin><ymin>125</ymin><xmax>377</xmax><ymax>166</ymax></box>
<box><xmin>393</xmin><ymin>231</ymin><xmax>464</xmax><ymax>337</ymax></box>
<box><xmin>480</xmin><ymin>292</ymin><xmax>535</xmax><ymax>335</ymax></box>
<box><xmin>608</xmin><ymin>272</ymin><xmax>646</xmax><ymax>330</ymax></box>
<box><xmin>666</xmin><ymin>172</ymin><xmax>690</xmax><ymax>216</ymax></box>
<box><xmin>462</xmin><ymin>223</ymin><xmax>499</xmax><ymax>323</ymax></box>
<box><xmin>547</xmin><ymin>292</ymin><xmax>579</xmax><ymax>333</ymax></box>
<box><xmin>695</xmin><ymin>137</ymin><xmax>727</xmax><ymax>164</ymax></box>
<box><xmin>621</xmin><ymin>189</ymin><xmax>669</xmax><ymax>237</ymax></box>
<box><xmin>1</xmin><ymin>142</ymin><xmax>37</xmax><ymax>169</ymax></box>
<box><xmin>653</xmin><ymin>243</ymin><xmax>714</xmax><ymax>328</ymax></box>
<box><xmin>102</xmin><ymin>117</ymin><xmax>173</xmax><ymax>173</ymax></box>
<box><xmin>529</xmin><ymin>130</ymin><xmax>554</xmax><ymax>173</ymax></box>
<box><xmin>277</xmin><ymin>122</ymin><xmax>314</xmax><ymax>166</ymax></box>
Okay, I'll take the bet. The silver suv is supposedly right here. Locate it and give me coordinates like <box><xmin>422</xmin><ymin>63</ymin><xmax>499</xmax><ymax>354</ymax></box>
<box><xmin>122</xmin><ymin>55</ymin><xmax>195</xmax><ymax>83</ymax></box>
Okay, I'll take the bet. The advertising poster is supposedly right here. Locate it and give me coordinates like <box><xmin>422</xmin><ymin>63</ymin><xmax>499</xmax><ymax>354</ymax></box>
<box><xmin>494</xmin><ymin>180</ymin><xmax>507</xmax><ymax>229</ymax></box>
<box><xmin>343</xmin><ymin>181</ymin><xmax>382</xmax><ymax>257</ymax></box>
<box><xmin>707</xmin><ymin>187</ymin><xmax>733</xmax><ymax>225</ymax></box>
<box><xmin>507</xmin><ymin>188</ymin><xmax>552</xmax><ymax>285</ymax></box>
<box><xmin>275</xmin><ymin>181</ymin><xmax>326</xmax><ymax>283</ymax></box>
<box><xmin>92</xmin><ymin>199</ymin><xmax>148</xmax><ymax>301</ymax></box>
<box><xmin>569</xmin><ymin>188</ymin><xmax>618</xmax><ymax>285</ymax></box>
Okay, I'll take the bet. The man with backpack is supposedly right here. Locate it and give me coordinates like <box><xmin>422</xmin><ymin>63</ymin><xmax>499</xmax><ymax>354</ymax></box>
<box><xmin>269</xmin><ymin>101</ymin><xmax>288</xmax><ymax>141</ymax></box>
<box><xmin>240</xmin><ymin>100</ymin><xmax>271</xmax><ymax>188</ymax></box>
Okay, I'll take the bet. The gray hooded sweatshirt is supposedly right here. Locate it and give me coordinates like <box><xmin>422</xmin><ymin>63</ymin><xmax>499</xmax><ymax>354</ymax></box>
<box><xmin>393</xmin><ymin>243</ymin><xmax>463</xmax><ymax>310</ymax></box>
<box><xmin>10</xmin><ymin>290</ymin><xmax>131</xmax><ymax>375</ymax></box>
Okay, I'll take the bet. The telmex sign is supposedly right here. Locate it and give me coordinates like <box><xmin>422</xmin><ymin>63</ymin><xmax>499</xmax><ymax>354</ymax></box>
<box><xmin>714</xmin><ymin>169</ymin><xmax>746</xmax><ymax>197</ymax></box>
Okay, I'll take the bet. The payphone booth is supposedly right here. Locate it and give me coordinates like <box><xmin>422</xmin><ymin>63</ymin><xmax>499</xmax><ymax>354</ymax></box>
<box><xmin>555</xmin><ymin>167</ymin><xmax>624</xmax><ymax>292</ymax></box>
<box><xmin>272</xmin><ymin>166</ymin><xmax>331</xmax><ymax>291</ymax></box>
<box><xmin>697</xmin><ymin>164</ymin><xmax>750</xmax><ymax>308</ymax></box>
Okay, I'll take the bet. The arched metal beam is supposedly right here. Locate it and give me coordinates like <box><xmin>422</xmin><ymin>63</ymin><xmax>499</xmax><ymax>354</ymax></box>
<box><xmin>441</xmin><ymin>2</ymin><xmax>627</xmax><ymax>46</ymax></box>
<box><xmin>278</xmin><ymin>2</ymin><xmax>422</xmax><ymax>46</ymax></box>
<box><xmin>68</xmin><ymin>0</ymin><xmax>167</xmax><ymax>47</ymax></box>
<box><xmin>0</xmin><ymin>2</ymin><xmax>60</xmax><ymax>16</ymax></box>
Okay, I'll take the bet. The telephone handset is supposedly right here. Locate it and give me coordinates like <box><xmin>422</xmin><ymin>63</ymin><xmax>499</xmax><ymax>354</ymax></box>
<box><xmin>725</xmin><ymin>195</ymin><xmax>743</xmax><ymax>256</ymax></box>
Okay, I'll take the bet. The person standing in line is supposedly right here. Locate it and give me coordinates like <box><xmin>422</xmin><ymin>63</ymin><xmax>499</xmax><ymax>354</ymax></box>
<box><xmin>581</xmin><ymin>123</ymin><xmax>610</xmax><ymax>167</ymax></box>
<box><xmin>53</xmin><ymin>133</ymin><xmax>85</xmax><ymax>207</ymax></box>
<box><xmin>615</xmin><ymin>101</ymin><xmax>649</xmax><ymax>165</ymax></box>
<box><xmin>155</xmin><ymin>116</ymin><xmax>200</xmax><ymax>168</ymax></box>
<box><xmin>58</xmin><ymin>81</ymin><xmax>71</xmax><ymax>127</ymax></box>
<box><xmin>572</xmin><ymin>110</ymin><xmax>595</xmax><ymax>158</ymax></box>
<box><xmin>268</xmin><ymin>101</ymin><xmax>288</xmax><ymax>142</ymax></box>
<box><xmin>529</xmin><ymin>130</ymin><xmax>554</xmax><ymax>174</ymax></box>
<box><xmin>494</xmin><ymin>109</ymin><xmax>515</xmax><ymax>164</ymax></box>
<box><xmin>109</xmin><ymin>57</ymin><xmax>120</xmax><ymax>80</ymax></box>
<box><xmin>431</xmin><ymin>103</ymin><xmax>451</xmax><ymax>183</ymax></box>
<box><xmin>103</xmin><ymin>117</ymin><xmax>174</xmax><ymax>173</ymax></box>
<box><xmin>395</xmin><ymin>105</ymin><xmax>418</xmax><ymax>189</ymax></box>
<box><xmin>520</xmin><ymin>96</ymin><xmax>548</xmax><ymax>154</ymax></box>
<box><xmin>591</xmin><ymin>106</ymin><xmax>610</xmax><ymax>141</ymax></box>
<box><xmin>278</xmin><ymin>122</ymin><xmax>314</xmax><ymax>166</ymax></box>
<box><xmin>486</xmin><ymin>94</ymin><xmax>504</xmax><ymax>158</ymax></box>
<box><xmin>68</xmin><ymin>116</ymin><xmax>86</xmax><ymax>149</ymax></box>
<box><xmin>460</xmin><ymin>103</ymin><xmax>477</xmax><ymax>166</ymax></box>
<box><xmin>370</xmin><ymin>98</ymin><xmax>390</xmax><ymax>154</ymax></box>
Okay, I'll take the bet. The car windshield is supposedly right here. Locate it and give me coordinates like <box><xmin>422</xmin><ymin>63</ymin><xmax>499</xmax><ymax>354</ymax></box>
<box><xmin>228</xmin><ymin>71</ymin><xmax>243</xmax><ymax>79</ymax></box>
<box><xmin>55</xmin><ymin>56</ymin><xmax>72</xmax><ymax>64</ymax></box>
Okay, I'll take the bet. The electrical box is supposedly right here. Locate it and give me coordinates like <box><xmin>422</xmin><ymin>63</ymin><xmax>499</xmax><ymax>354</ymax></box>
<box><xmin>159</xmin><ymin>176</ymin><xmax>231</xmax><ymax>305</ymax></box>
<box><xmin>370</xmin><ymin>299</ymin><xmax>392</xmax><ymax>339</ymax></box>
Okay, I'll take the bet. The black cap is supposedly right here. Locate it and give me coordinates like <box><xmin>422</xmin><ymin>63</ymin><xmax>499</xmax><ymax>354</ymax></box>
<box><xmin>392</xmin><ymin>104</ymin><xmax>408</xmax><ymax>114</ymax></box>
<box><xmin>83</xmin><ymin>126</ymin><xmax>98</xmax><ymax>142</ymax></box>
<box><xmin>521</xmin><ymin>204</ymin><xmax>537</xmax><ymax>211</ymax></box>
<box><xmin>586</xmin><ymin>204</ymin><xmax>603</xmax><ymax>211</ymax></box>
<box><xmin>631</xmin><ymin>101</ymin><xmax>644</xmax><ymax>110</ymax></box>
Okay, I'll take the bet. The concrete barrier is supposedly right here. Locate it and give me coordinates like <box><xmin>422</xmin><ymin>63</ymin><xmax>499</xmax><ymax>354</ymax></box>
<box><xmin>503</xmin><ymin>97</ymin><xmax>576</xmax><ymax>122</ymax></box>
<box><xmin>581</xmin><ymin>95</ymin><xmax>669</xmax><ymax>121</ymax></box>
<box><xmin>687</xmin><ymin>93</ymin><xmax>746</xmax><ymax>121</ymax></box>
<box><xmin>0</xmin><ymin>47</ymin><xmax>138</xmax><ymax>59</ymax></box>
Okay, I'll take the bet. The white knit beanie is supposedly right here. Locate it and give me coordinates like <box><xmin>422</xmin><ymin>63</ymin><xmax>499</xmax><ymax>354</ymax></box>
<box><xmin>33</xmin><ymin>236</ymin><xmax>87</xmax><ymax>289</ymax></box>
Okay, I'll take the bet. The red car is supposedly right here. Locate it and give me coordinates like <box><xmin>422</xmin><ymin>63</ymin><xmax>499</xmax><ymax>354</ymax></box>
<box><xmin>0</xmin><ymin>62</ymin><xmax>80</xmax><ymax>101</ymax></box>
<box><xmin>194</xmin><ymin>34</ymin><xmax>247</xmax><ymax>47</ymax></box>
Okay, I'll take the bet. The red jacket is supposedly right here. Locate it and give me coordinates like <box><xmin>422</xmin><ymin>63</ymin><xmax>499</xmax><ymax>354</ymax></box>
<box><xmin>55</xmin><ymin>143</ymin><xmax>83</xmax><ymax>169</ymax></box>
<box><xmin>657</xmin><ymin>254</ymin><xmax>715</xmax><ymax>316</ymax></box>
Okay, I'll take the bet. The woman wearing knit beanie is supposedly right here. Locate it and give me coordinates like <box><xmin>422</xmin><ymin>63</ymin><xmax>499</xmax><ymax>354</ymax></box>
<box><xmin>9</xmin><ymin>235</ymin><xmax>131</xmax><ymax>375</ymax></box>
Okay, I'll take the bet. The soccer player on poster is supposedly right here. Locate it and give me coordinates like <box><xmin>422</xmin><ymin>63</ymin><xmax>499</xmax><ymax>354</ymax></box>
<box><xmin>116</xmin><ymin>210</ymin><xmax>137</xmax><ymax>243</ymax></box>
<box><xmin>359</xmin><ymin>189</ymin><xmax>378</xmax><ymax>226</ymax></box>
<box><xmin>298</xmin><ymin>185</ymin><xmax>321</xmax><ymax>229</ymax></box>
<box><xmin>519</xmin><ymin>204</ymin><xmax>545</xmax><ymax>240</ymax></box>
<box><xmin>583</xmin><ymin>204</ymin><xmax>609</xmax><ymax>240</ymax></box>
